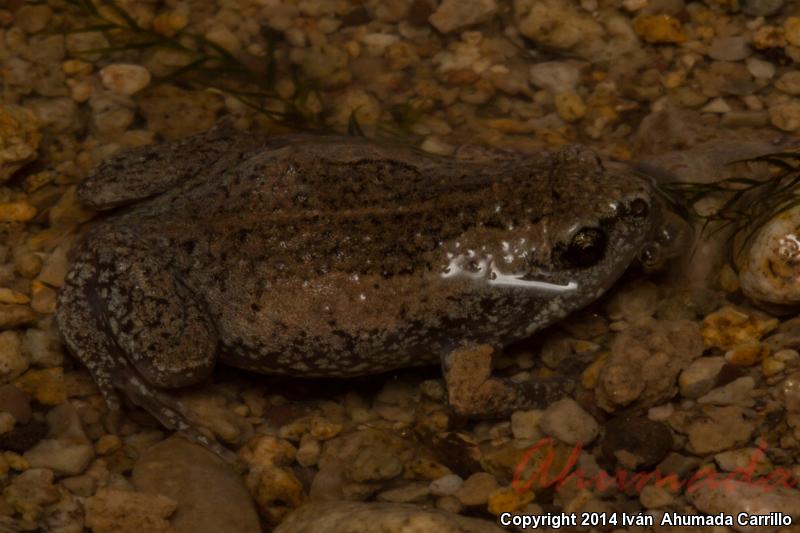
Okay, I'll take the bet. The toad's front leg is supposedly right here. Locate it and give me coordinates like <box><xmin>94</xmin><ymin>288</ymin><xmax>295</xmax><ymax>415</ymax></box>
<box><xmin>442</xmin><ymin>345</ymin><xmax>573</xmax><ymax>417</ymax></box>
<box><xmin>56</xmin><ymin>234</ymin><xmax>234</xmax><ymax>460</ymax></box>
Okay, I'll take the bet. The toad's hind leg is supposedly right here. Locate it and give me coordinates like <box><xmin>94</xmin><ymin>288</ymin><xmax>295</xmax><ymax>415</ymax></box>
<box><xmin>57</xmin><ymin>242</ymin><xmax>235</xmax><ymax>461</ymax></box>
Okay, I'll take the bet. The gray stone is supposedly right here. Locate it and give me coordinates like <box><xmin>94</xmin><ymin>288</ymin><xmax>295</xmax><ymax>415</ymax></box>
<box><xmin>708</xmin><ymin>36</ymin><xmax>751</xmax><ymax>61</ymax></box>
<box><xmin>679</xmin><ymin>356</ymin><xmax>726</xmax><ymax>398</ymax></box>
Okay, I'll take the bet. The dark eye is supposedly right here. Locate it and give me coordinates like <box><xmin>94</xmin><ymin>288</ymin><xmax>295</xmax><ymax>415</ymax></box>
<box><xmin>627</xmin><ymin>198</ymin><xmax>650</xmax><ymax>218</ymax></box>
<box><xmin>564</xmin><ymin>227</ymin><xmax>607</xmax><ymax>268</ymax></box>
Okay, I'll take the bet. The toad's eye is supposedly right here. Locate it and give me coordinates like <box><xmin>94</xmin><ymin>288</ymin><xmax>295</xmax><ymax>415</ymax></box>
<box><xmin>626</xmin><ymin>198</ymin><xmax>650</xmax><ymax>218</ymax></box>
<box><xmin>563</xmin><ymin>227</ymin><xmax>606</xmax><ymax>268</ymax></box>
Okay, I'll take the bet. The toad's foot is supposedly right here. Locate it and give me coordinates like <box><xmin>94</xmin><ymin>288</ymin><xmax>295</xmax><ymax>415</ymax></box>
<box><xmin>442</xmin><ymin>345</ymin><xmax>572</xmax><ymax>417</ymax></box>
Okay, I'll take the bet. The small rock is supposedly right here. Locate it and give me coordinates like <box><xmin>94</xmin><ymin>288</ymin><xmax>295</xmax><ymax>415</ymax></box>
<box><xmin>133</xmin><ymin>437</ymin><xmax>260</xmax><ymax>533</ymax></box>
<box><xmin>785</xmin><ymin>16</ymin><xmax>800</xmax><ymax>47</ymax></box>
<box><xmin>275</xmin><ymin>501</ymin><xmax>504</xmax><ymax>532</ymax></box>
<box><xmin>14</xmin><ymin>4</ymin><xmax>53</xmax><ymax>33</ymax></box>
<box><xmin>776</xmin><ymin>71</ymin><xmax>800</xmax><ymax>95</ymax></box>
<box><xmin>24</xmin><ymin>403</ymin><xmax>94</xmax><ymax>475</ymax></box>
<box><xmin>701</xmin><ymin>98</ymin><xmax>731</xmax><ymax>114</ymax></box>
<box><xmin>601</xmin><ymin>416</ymin><xmax>673</xmax><ymax>469</ymax></box>
<box><xmin>741</xmin><ymin>0</ymin><xmax>784</xmax><ymax>15</ymax></box>
<box><xmin>85</xmin><ymin>488</ymin><xmax>177</xmax><ymax>533</ymax></box>
<box><xmin>528</xmin><ymin>62</ymin><xmax>581</xmax><ymax>93</ymax></box>
<box><xmin>679</xmin><ymin>356</ymin><xmax>726</xmax><ymax>399</ymax></box>
<box><xmin>0</xmin><ymin>104</ymin><xmax>41</xmax><ymax>183</ymax></box>
<box><xmin>701</xmin><ymin>306</ymin><xmax>778</xmax><ymax>350</ymax></box>
<box><xmin>780</xmin><ymin>372</ymin><xmax>800</xmax><ymax>413</ymax></box>
<box><xmin>598</xmin><ymin>319</ymin><xmax>703</xmax><ymax>410</ymax></box>
<box><xmin>746</xmin><ymin>57</ymin><xmax>776</xmax><ymax>79</ymax></box>
<box><xmin>454</xmin><ymin>472</ymin><xmax>498</xmax><ymax>506</ymax></box>
<box><xmin>252</xmin><ymin>465</ymin><xmax>305</xmax><ymax>524</ymax></box>
<box><xmin>510</xmin><ymin>409</ymin><xmax>543</xmax><ymax>440</ymax></box>
<box><xmin>539</xmin><ymin>398</ymin><xmax>599</xmax><ymax>445</ymax></box>
<box><xmin>296</xmin><ymin>435</ymin><xmax>321</xmax><ymax>467</ymax></box>
<box><xmin>0</xmin><ymin>331</ymin><xmax>29</xmax><ymax>382</ymax></box>
<box><xmin>685</xmin><ymin>406</ymin><xmax>757</xmax><ymax>455</ymax></box>
<box><xmin>554</xmin><ymin>91</ymin><xmax>586</xmax><ymax>122</ymax></box>
<box><xmin>688</xmin><ymin>481</ymin><xmax>800</xmax><ymax>533</ymax></box>
<box><xmin>487</xmin><ymin>486</ymin><xmax>534</xmax><ymax>515</ymax></box>
<box><xmin>14</xmin><ymin>367</ymin><xmax>66</xmax><ymax>405</ymax></box>
<box><xmin>428</xmin><ymin>0</ymin><xmax>497</xmax><ymax>34</ymax></box>
<box><xmin>377</xmin><ymin>482</ymin><xmax>430</xmax><ymax>503</ymax></box>
<box><xmin>0</xmin><ymin>288</ymin><xmax>29</xmax><ymax>305</ymax></box>
<box><xmin>697</xmin><ymin>376</ymin><xmax>755</xmax><ymax>407</ymax></box>
<box><xmin>38</xmin><ymin>244</ymin><xmax>70</xmax><ymax>288</ymax></box>
<box><xmin>769</xmin><ymin>100</ymin><xmax>800</xmax><ymax>131</ymax></box>
<box><xmin>2</xmin><ymin>468</ymin><xmax>60</xmax><ymax>521</ymax></box>
<box><xmin>0</xmin><ymin>304</ymin><xmax>37</xmax><ymax>329</ymax></box>
<box><xmin>0</xmin><ymin>384</ymin><xmax>31</xmax><ymax>424</ymax></box>
<box><xmin>0</xmin><ymin>201</ymin><xmax>36</xmax><ymax>222</ymax></box>
<box><xmin>633</xmin><ymin>15</ymin><xmax>687</xmax><ymax>43</ymax></box>
<box><xmin>708</xmin><ymin>36</ymin><xmax>751</xmax><ymax>61</ymax></box>
<box><xmin>429</xmin><ymin>474</ymin><xmax>463</xmax><ymax>496</ymax></box>
<box><xmin>714</xmin><ymin>447</ymin><xmax>770</xmax><ymax>474</ymax></box>
<box><xmin>640</xmin><ymin>484</ymin><xmax>674</xmax><ymax>509</ymax></box>
<box><xmin>752</xmin><ymin>25</ymin><xmax>786</xmax><ymax>49</ymax></box>
<box><xmin>0</xmin><ymin>419</ymin><xmax>48</xmax><ymax>452</ymax></box>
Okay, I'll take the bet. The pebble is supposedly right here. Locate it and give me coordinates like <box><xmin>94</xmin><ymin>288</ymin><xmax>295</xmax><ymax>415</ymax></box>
<box><xmin>428</xmin><ymin>0</ymin><xmax>497</xmax><ymax>34</ymax></box>
<box><xmin>633</xmin><ymin>15</ymin><xmax>687</xmax><ymax>43</ymax></box>
<box><xmin>0</xmin><ymin>201</ymin><xmax>36</xmax><ymax>222</ymax></box>
<box><xmin>775</xmin><ymin>72</ymin><xmax>800</xmax><ymax>95</ymax></box>
<box><xmin>685</xmin><ymin>406</ymin><xmax>757</xmax><ymax>455</ymax></box>
<box><xmin>688</xmin><ymin>481</ymin><xmax>800</xmax><ymax>533</ymax></box>
<box><xmin>708</xmin><ymin>36</ymin><xmax>751</xmax><ymax>61</ymax></box>
<box><xmin>597</xmin><ymin>319</ymin><xmax>703</xmax><ymax>410</ymax></box>
<box><xmin>275</xmin><ymin>501</ymin><xmax>504</xmax><ymax>532</ymax></box>
<box><xmin>377</xmin><ymin>482</ymin><xmax>430</xmax><ymax>503</ymax></box>
<box><xmin>14</xmin><ymin>4</ymin><xmax>53</xmax><ymax>33</ymax></box>
<box><xmin>539</xmin><ymin>398</ymin><xmax>599</xmax><ymax>445</ymax></box>
<box><xmin>0</xmin><ymin>288</ymin><xmax>29</xmax><ymax>305</ymax></box>
<box><xmin>780</xmin><ymin>372</ymin><xmax>800</xmax><ymax>413</ymax></box>
<box><xmin>24</xmin><ymin>403</ymin><xmax>94</xmax><ymax>475</ymax></box>
<box><xmin>639</xmin><ymin>484</ymin><xmax>674</xmax><ymax>509</ymax></box>
<box><xmin>133</xmin><ymin>437</ymin><xmax>260</xmax><ymax>533</ymax></box>
<box><xmin>528</xmin><ymin>62</ymin><xmax>581</xmax><ymax>93</ymax></box>
<box><xmin>746</xmin><ymin>57</ymin><xmax>776</xmax><ymax>79</ymax></box>
<box><xmin>553</xmin><ymin>91</ymin><xmax>586</xmax><ymax>122</ymax></box>
<box><xmin>84</xmin><ymin>488</ymin><xmax>177</xmax><ymax>533</ymax></box>
<box><xmin>679</xmin><ymin>356</ymin><xmax>726</xmax><ymax>399</ymax></box>
<box><xmin>454</xmin><ymin>472</ymin><xmax>497</xmax><ymax>506</ymax></box>
<box><xmin>3</xmin><ymin>468</ymin><xmax>60</xmax><ymax>521</ymax></box>
<box><xmin>601</xmin><ymin>416</ymin><xmax>672</xmax><ymax>469</ymax></box>
<box><xmin>0</xmin><ymin>104</ymin><xmax>41</xmax><ymax>183</ymax></box>
<box><xmin>510</xmin><ymin>409</ymin><xmax>543</xmax><ymax>440</ymax></box>
<box><xmin>785</xmin><ymin>16</ymin><xmax>800</xmax><ymax>47</ymax></box>
<box><xmin>0</xmin><ymin>331</ymin><xmax>28</xmax><ymax>382</ymax></box>
<box><xmin>14</xmin><ymin>367</ymin><xmax>66</xmax><ymax>405</ymax></box>
<box><xmin>701</xmin><ymin>306</ymin><xmax>778</xmax><ymax>350</ymax></box>
<box><xmin>430</xmin><ymin>474</ymin><xmax>464</xmax><ymax>496</ymax></box>
<box><xmin>741</xmin><ymin>0</ymin><xmax>784</xmax><ymax>16</ymax></box>
<box><xmin>0</xmin><ymin>385</ymin><xmax>31</xmax><ymax>424</ymax></box>
<box><xmin>697</xmin><ymin>376</ymin><xmax>755</xmax><ymax>407</ymax></box>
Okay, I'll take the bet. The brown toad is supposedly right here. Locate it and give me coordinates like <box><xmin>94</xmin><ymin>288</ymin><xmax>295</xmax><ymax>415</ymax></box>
<box><xmin>56</xmin><ymin>125</ymin><xmax>663</xmax><ymax>458</ymax></box>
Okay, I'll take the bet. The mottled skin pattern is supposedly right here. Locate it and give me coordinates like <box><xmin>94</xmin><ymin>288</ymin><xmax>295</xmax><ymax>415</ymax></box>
<box><xmin>56</xmin><ymin>125</ymin><xmax>660</xmax><ymax>459</ymax></box>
